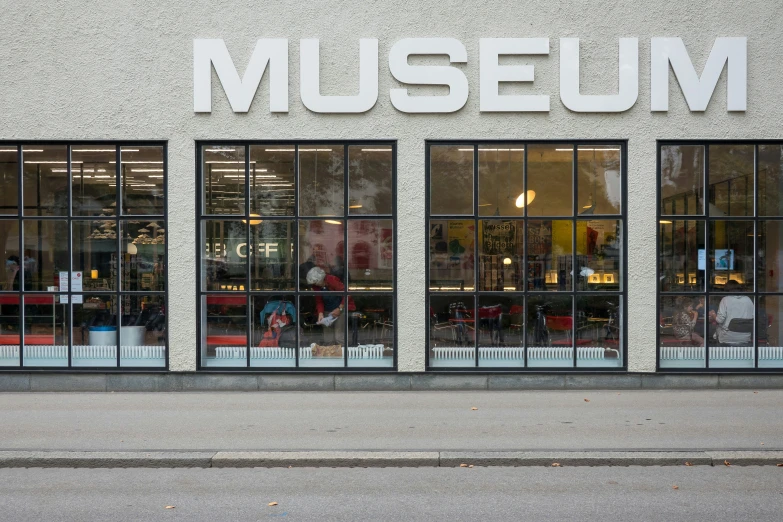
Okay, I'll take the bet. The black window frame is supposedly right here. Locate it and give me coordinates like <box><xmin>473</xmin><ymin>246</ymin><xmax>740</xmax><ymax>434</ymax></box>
<box><xmin>425</xmin><ymin>139</ymin><xmax>628</xmax><ymax>372</ymax></box>
<box><xmin>0</xmin><ymin>140</ymin><xmax>169</xmax><ymax>371</ymax></box>
<box><xmin>195</xmin><ymin>140</ymin><xmax>398</xmax><ymax>372</ymax></box>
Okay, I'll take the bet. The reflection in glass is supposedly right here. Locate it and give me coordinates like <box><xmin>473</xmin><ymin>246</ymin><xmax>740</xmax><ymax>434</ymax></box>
<box><xmin>709</xmin><ymin>221</ymin><xmax>753</xmax><ymax>292</ymax></box>
<box><xmin>250</xmin><ymin>220</ymin><xmax>295</xmax><ymax>291</ymax></box>
<box><xmin>527</xmin><ymin>144</ymin><xmax>573</xmax><ymax>217</ymax></box>
<box><xmin>429</xmin><ymin>294</ymin><xmax>475</xmax><ymax>367</ymax></box>
<box><xmin>22</xmin><ymin>220</ymin><xmax>68</xmax><ymax>291</ymax></box>
<box><xmin>251</xmin><ymin>294</ymin><xmax>297</xmax><ymax>367</ymax></box>
<box><xmin>758</xmin><ymin>296</ymin><xmax>783</xmax><ymax>368</ymax></box>
<box><xmin>347</xmin><ymin>294</ymin><xmax>394</xmax><ymax>367</ymax></box>
<box><xmin>201</xmin><ymin>220</ymin><xmax>247</xmax><ymax>291</ymax></box>
<box><xmin>526</xmin><ymin>294</ymin><xmax>573</xmax><ymax>368</ymax></box>
<box><xmin>23</xmin><ymin>145</ymin><xmax>68</xmax><ymax>216</ymax></box>
<box><xmin>120</xmin><ymin>295</ymin><xmax>165</xmax><ymax>367</ymax></box>
<box><xmin>73</xmin><ymin>221</ymin><xmax>115</xmax><ymax>292</ymax></box>
<box><xmin>0</xmin><ymin>146</ymin><xmax>18</xmax><ymax>215</ymax></box>
<box><xmin>478</xmin><ymin>146</ymin><xmax>524</xmax><ymax>217</ymax></box>
<box><xmin>21</xmin><ymin>294</ymin><xmax>68</xmax><ymax>367</ymax></box>
<box><xmin>121</xmin><ymin>221</ymin><xmax>165</xmax><ymax>292</ymax></box>
<box><xmin>661</xmin><ymin>145</ymin><xmax>704</xmax><ymax>216</ymax></box>
<box><xmin>429</xmin><ymin>219</ymin><xmax>475</xmax><ymax>291</ymax></box>
<box><xmin>299</xmin><ymin>220</ymin><xmax>344</xmax><ymax>290</ymax></box>
<box><xmin>578</xmin><ymin>145</ymin><xmax>621</xmax><ymax>215</ymax></box>
<box><xmin>202</xmin><ymin>146</ymin><xmax>246</xmax><ymax>215</ymax></box>
<box><xmin>759</xmin><ymin>145</ymin><xmax>783</xmax><ymax>216</ymax></box>
<box><xmin>478</xmin><ymin>220</ymin><xmax>523</xmax><ymax>291</ymax></box>
<box><xmin>0</xmin><ymin>297</ymin><xmax>19</xmax><ymax>365</ymax></box>
<box><xmin>575</xmin><ymin>296</ymin><xmax>622</xmax><ymax>367</ymax></box>
<box><xmin>526</xmin><ymin>220</ymin><xmax>572</xmax><ymax>291</ymax></box>
<box><xmin>576</xmin><ymin>220</ymin><xmax>621</xmax><ymax>291</ymax></box>
<box><xmin>72</xmin><ymin>294</ymin><xmax>117</xmax><ymax>367</ymax></box>
<box><xmin>299</xmin><ymin>146</ymin><xmax>344</xmax><ymax>217</ymax></box>
<box><xmin>1</xmin><ymin>220</ymin><xmax>20</xmax><ymax>291</ymax></box>
<box><xmin>658</xmin><ymin>220</ymin><xmax>705</xmax><ymax>292</ymax></box>
<box><xmin>249</xmin><ymin>145</ymin><xmax>295</xmax><ymax>217</ymax></box>
<box><xmin>348</xmin><ymin>146</ymin><xmax>392</xmax><ymax>215</ymax></box>
<box><xmin>430</xmin><ymin>145</ymin><xmax>473</xmax><ymax>215</ymax></box>
<box><xmin>708</xmin><ymin>145</ymin><xmax>754</xmax><ymax>217</ymax></box>
<box><xmin>708</xmin><ymin>293</ymin><xmax>754</xmax><ymax>368</ymax></box>
<box><xmin>477</xmin><ymin>295</ymin><xmax>524</xmax><ymax>368</ymax></box>
<box><xmin>659</xmin><ymin>295</ymin><xmax>706</xmax><ymax>368</ymax></box>
<box><xmin>201</xmin><ymin>295</ymin><xmax>247</xmax><ymax>367</ymax></box>
<box><xmin>121</xmin><ymin>146</ymin><xmax>165</xmax><ymax>215</ymax></box>
<box><xmin>299</xmin><ymin>295</ymin><xmax>347</xmax><ymax>368</ymax></box>
<box><xmin>348</xmin><ymin>219</ymin><xmax>393</xmax><ymax>291</ymax></box>
<box><xmin>71</xmin><ymin>147</ymin><xmax>115</xmax><ymax>216</ymax></box>
<box><xmin>758</xmin><ymin>221</ymin><xmax>783</xmax><ymax>292</ymax></box>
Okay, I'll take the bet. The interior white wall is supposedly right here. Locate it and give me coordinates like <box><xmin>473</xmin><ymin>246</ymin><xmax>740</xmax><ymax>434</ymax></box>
<box><xmin>1</xmin><ymin>0</ymin><xmax>781</xmax><ymax>372</ymax></box>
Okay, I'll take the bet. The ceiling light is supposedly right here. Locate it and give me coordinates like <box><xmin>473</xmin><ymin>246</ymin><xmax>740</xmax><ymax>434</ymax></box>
<box><xmin>24</xmin><ymin>161</ymin><xmax>82</xmax><ymax>164</ymax></box>
<box><xmin>204</xmin><ymin>148</ymin><xmax>239</xmax><ymax>152</ymax></box>
<box><xmin>147</xmin><ymin>175</ymin><xmax>164</xmax><ymax>178</ymax></box>
<box><xmin>0</xmin><ymin>148</ymin><xmax>18</xmax><ymax>152</ymax></box>
<box><xmin>515</xmin><ymin>190</ymin><xmax>536</xmax><ymax>208</ymax></box>
<box><xmin>659</xmin><ymin>220</ymin><xmax>673</xmax><ymax>224</ymax></box>
<box><xmin>20</xmin><ymin>149</ymin><xmax>43</xmax><ymax>152</ymax></box>
<box><xmin>324</xmin><ymin>220</ymin><xmax>342</xmax><ymax>225</ymax></box>
<box><xmin>359</xmin><ymin>148</ymin><xmax>392</xmax><ymax>152</ymax></box>
<box><xmin>299</xmin><ymin>148</ymin><xmax>332</xmax><ymax>152</ymax></box>
<box><xmin>71</xmin><ymin>148</ymin><xmax>116</xmax><ymax>153</ymax></box>
<box><xmin>113</xmin><ymin>161</ymin><xmax>163</xmax><ymax>164</ymax></box>
<box><xmin>132</xmin><ymin>168</ymin><xmax>164</xmax><ymax>173</ymax></box>
<box><xmin>503</xmin><ymin>257</ymin><xmax>512</xmax><ymax>265</ymax></box>
<box><xmin>265</xmin><ymin>148</ymin><xmax>295</xmax><ymax>152</ymax></box>
<box><xmin>242</xmin><ymin>214</ymin><xmax>263</xmax><ymax>226</ymax></box>
<box><xmin>478</xmin><ymin>148</ymin><xmax>525</xmax><ymax>152</ymax></box>
<box><xmin>577</xmin><ymin>147</ymin><xmax>621</xmax><ymax>151</ymax></box>
<box><xmin>94</xmin><ymin>175</ymin><xmax>112</xmax><ymax>178</ymax></box>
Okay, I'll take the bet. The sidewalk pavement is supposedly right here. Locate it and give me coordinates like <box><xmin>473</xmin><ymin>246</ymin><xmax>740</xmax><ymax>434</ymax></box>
<box><xmin>1</xmin><ymin>390</ymin><xmax>781</xmax><ymax>467</ymax></box>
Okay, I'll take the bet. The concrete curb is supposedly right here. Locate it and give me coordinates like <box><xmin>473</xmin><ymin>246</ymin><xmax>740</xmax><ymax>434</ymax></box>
<box><xmin>0</xmin><ymin>450</ymin><xmax>782</xmax><ymax>468</ymax></box>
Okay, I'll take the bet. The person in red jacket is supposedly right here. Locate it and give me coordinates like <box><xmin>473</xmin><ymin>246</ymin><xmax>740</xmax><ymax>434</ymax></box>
<box><xmin>306</xmin><ymin>266</ymin><xmax>354</xmax><ymax>345</ymax></box>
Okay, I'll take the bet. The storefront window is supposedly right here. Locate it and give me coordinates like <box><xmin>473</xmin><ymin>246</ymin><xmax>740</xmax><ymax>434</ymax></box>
<box><xmin>0</xmin><ymin>142</ymin><xmax>167</xmax><ymax>369</ymax></box>
<box><xmin>427</xmin><ymin>142</ymin><xmax>625</xmax><ymax>369</ymax></box>
<box><xmin>658</xmin><ymin>142</ymin><xmax>783</xmax><ymax>369</ymax></box>
<box><xmin>198</xmin><ymin>142</ymin><xmax>396</xmax><ymax>369</ymax></box>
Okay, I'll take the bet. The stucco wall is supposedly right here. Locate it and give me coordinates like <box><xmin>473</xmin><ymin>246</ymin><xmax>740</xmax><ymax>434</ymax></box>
<box><xmin>1</xmin><ymin>0</ymin><xmax>781</xmax><ymax>372</ymax></box>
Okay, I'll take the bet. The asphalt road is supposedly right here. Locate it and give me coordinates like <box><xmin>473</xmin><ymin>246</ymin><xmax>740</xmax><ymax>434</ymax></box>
<box><xmin>0</xmin><ymin>390</ymin><xmax>781</xmax><ymax>451</ymax></box>
<box><xmin>1</xmin><ymin>467</ymin><xmax>781</xmax><ymax>521</ymax></box>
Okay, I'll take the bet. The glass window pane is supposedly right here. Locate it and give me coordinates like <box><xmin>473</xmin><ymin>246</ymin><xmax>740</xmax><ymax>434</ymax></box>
<box><xmin>348</xmin><ymin>219</ymin><xmax>393</xmax><ymax>291</ymax></box>
<box><xmin>202</xmin><ymin>146</ymin><xmax>245</xmax><ymax>215</ymax></box>
<box><xmin>759</xmin><ymin>145</ymin><xmax>783</xmax><ymax>216</ymax></box>
<box><xmin>659</xmin><ymin>295</ymin><xmax>706</xmax><ymax>369</ymax></box>
<box><xmin>71</xmin><ymin>294</ymin><xmax>117</xmax><ymax>367</ymax></box>
<box><xmin>22</xmin><ymin>220</ymin><xmax>68</xmax><ymax>291</ymax></box>
<box><xmin>347</xmin><ymin>294</ymin><xmax>393</xmax><ymax>368</ymax></box>
<box><xmin>526</xmin><ymin>220</ymin><xmax>572</xmax><ymax>291</ymax></box>
<box><xmin>708</xmin><ymin>294</ymin><xmax>754</xmax><ymax>368</ymax></box>
<box><xmin>709</xmin><ymin>221</ymin><xmax>753</xmax><ymax>292</ymax></box>
<box><xmin>121</xmin><ymin>146</ymin><xmax>165</xmax><ymax>215</ymax></box>
<box><xmin>429</xmin><ymin>219</ymin><xmax>475</xmax><ymax>292</ymax></box>
<box><xmin>299</xmin><ymin>220</ymin><xmax>344</xmax><ymax>291</ymax></box>
<box><xmin>758</xmin><ymin>296</ymin><xmax>783</xmax><ymax>368</ymax></box>
<box><xmin>478</xmin><ymin>220</ymin><xmax>523</xmax><ymax>291</ymax></box>
<box><xmin>251</xmin><ymin>294</ymin><xmax>297</xmax><ymax>368</ymax></box>
<box><xmin>576</xmin><ymin>220</ymin><xmax>622</xmax><ymax>291</ymax></box>
<box><xmin>121</xmin><ymin>220</ymin><xmax>165</xmax><ymax>292</ymax></box>
<box><xmin>526</xmin><ymin>295</ymin><xmax>573</xmax><ymax>368</ymax></box>
<box><xmin>299</xmin><ymin>295</ymin><xmax>346</xmax><ymax>368</ymax></box>
<box><xmin>250</xmin><ymin>220</ymin><xmax>295</xmax><ymax>291</ymax></box>
<box><xmin>0</xmin><ymin>146</ymin><xmax>18</xmax><ymax>215</ymax></box>
<box><xmin>526</xmin><ymin>144</ymin><xmax>573</xmax><ymax>217</ymax></box>
<box><xmin>658</xmin><ymin>220</ymin><xmax>705</xmax><ymax>292</ymax></box>
<box><xmin>1</xmin><ymin>220</ymin><xmax>20</xmax><ymax>291</ymax></box>
<box><xmin>478</xmin><ymin>146</ymin><xmax>524</xmax><ymax>217</ymax></box>
<box><xmin>249</xmin><ymin>145</ymin><xmax>295</xmax><ymax>217</ymax></box>
<box><xmin>73</xmin><ymin>221</ymin><xmax>116</xmax><ymax>292</ymax></box>
<box><xmin>120</xmin><ymin>295</ymin><xmax>165</xmax><ymax>367</ymax></box>
<box><xmin>23</xmin><ymin>145</ymin><xmax>68</xmax><ymax>216</ymax></box>
<box><xmin>71</xmin><ymin>147</ymin><xmax>116</xmax><ymax>217</ymax></box>
<box><xmin>429</xmin><ymin>294</ymin><xmax>475</xmax><ymax>367</ymax></box>
<box><xmin>0</xmin><ymin>293</ymin><xmax>19</xmax><ymax>365</ymax></box>
<box><xmin>576</xmin><ymin>296</ymin><xmax>622</xmax><ymax>367</ymax></box>
<box><xmin>660</xmin><ymin>145</ymin><xmax>704</xmax><ymax>216</ymax></box>
<box><xmin>477</xmin><ymin>295</ymin><xmax>524</xmax><ymax>368</ymax></box>
<box><xmin>758</xmin><ymin>221</ymin><xmax>783</xmax><ymax>292</ymax></box>
<box><xmin>201</xmin><ymin>294</ymin><xmax>247</xmax><ymax>367</ymax></box>
<box><xmin>708</xmin><ymin>145</ymin><xmax>754</xmax><ymax>217</ymax></box>
<box><xmin>22</xmin><ymin>294</ymin><xmax>68</xmax><ymax>367</ymax></box>
<box><xmin>201</xmin><ymin>220</ymin><xmax>247</xmax><ymax>292</ymax></box>
<box><xmin>348</xmin><ymin>145</ymin><xmax>392</xmax><ymax>215</ymax></box>
<box><xmin>578</xmin><ymin>145</ymin><xmax>621</xmax><ymax>215</ymax></box>
<box><xmin>299</xmin><ymin>146</ymin><xmax>344</xmax><ymax>217</ymax></box>
<box><xmin>430</xmin><ymin>145</ymin><xmax>473</xmax><ymax>215</ymax></box>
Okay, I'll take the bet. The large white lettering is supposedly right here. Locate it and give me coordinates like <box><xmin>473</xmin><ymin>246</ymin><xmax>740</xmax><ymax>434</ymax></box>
<box><xmin>479</xmin><ymin>38</ymin><xmax>550</xmax><ymax>112</ymax></box>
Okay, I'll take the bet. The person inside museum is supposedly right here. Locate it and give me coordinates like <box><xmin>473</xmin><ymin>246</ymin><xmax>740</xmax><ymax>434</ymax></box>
<box><xmin>672</xmin><ymin>296</ymin><xmax>703</xmax><ymax>345</ymax></box>
<box><xmin>306</xmin><ymin>266</ymin><xmax>354</xmax><ymax>345</ymax></box>
<box><xmin>709</xmin><ymin>280</ymin><xmax>754</xmax><ymax>345</ymax></box>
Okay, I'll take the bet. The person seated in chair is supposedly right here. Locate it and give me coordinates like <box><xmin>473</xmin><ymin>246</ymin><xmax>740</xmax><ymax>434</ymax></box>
<box><xmin>672</xmin><ymin>296</ymin><xmax>703</xmax><ymax>345</ymax></box>
<box><xmin>709</xmin><ymin>280</ymin><xmax>754</xmax><ymax>345</ymax></box>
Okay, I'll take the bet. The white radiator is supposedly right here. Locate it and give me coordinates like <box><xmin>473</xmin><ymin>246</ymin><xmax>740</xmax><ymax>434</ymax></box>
<box><xmin>0</xmin><ymin>345</ymin><xmax>20</xmax><ymax>359</ymax></box>
<box><xmin>22</xmin><ymin>345</ymin><xmax>68</xmax><ymax>359</ymax></box>
<box><xmin>760</xmin><ymin>346</ymin><xmax>783</xmax><ymax>360</ymax></box>
<box><xmin>250</xmin><ymin>347</ymin><xmax>296</xmax><ymax>360</ymax></box>
<box><xmin>660</xmin><ymin>346</ymin><xmax>706</xmax><ymax>360</ymax></box>
<box><xmin>710</xmin><ymin>345</ymin><xmax>754</xmax><ymax>360</ymax></box>
<box><xmin>120</xmin><ymin>345</ymin><xmax>166</xmax><ymax>360</ymax></box>
<box><xmin>72</xmin><ymin>345</ymin><xmax>116</xmax><ymax>359</ymax></box>
<box><xmin>478</xmin><ymin>347</ymin><xmax>524</xmax><ymax>360</ymax></box>
<box><xmin>432</xmin><ymin>347</ymin><xmax>476</xmax><ymax>360</ymax></box>
<box><xmin>528</xmin><ymin>346</ymin><xmax>573</xmax><ymax>360</ymax></box>
<box><xmin>348</xmin><ymin>345</ymin><xmax>384</xmax><ymax>359</ymax></box>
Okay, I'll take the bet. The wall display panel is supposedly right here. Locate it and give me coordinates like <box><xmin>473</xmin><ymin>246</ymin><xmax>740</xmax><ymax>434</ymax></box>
<box><xmin>0</xmin><ymin>142</ymin><xmax>167</xmax><ymax>370</ymax></box>
<box><xmin>658</xmin><ymin>141</ymin><xmax>783</xmax><ymax>371</ymax></box>
<box><xmin>427</xmin><ymin>141</ymin><xmax>626</xmax><ymax>370</ymax></box>
<box><xmin>197</xmin><ymin>142</ymin><xmax>396</xmax><ymax>371</ymax></box>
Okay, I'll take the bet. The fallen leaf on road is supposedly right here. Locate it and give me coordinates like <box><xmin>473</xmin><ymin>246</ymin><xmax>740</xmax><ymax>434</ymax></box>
<box><xmin>584</xmin><ymin>399</ymin><xmax>590</xmax><ymax>402</ymax></box>
<box><xmin>754</xmin><ymin>391</ymin><xmax>758</xmax><ymax>394</ymax></box>
<box><xmin>551</xmin><ymin>463</ymin><xmax>561</xmax><ymax>467</ymax></box>
<box><xmin>471</xmin><ymin>407</ymin><xmax>478</xmax><ymax>410</ymax></box>
<box><xmin>460</xmin><ymin>463</ymin><xmax>468</xmax><ymax>467</ymax></box>
<box><xmin>724</xmin><ymin>460</ymin><xmax>731</xmax><ymax>466</ymax></box>
<box><xmin>468</xmin><ymin>465</ymin><xmax>474</xmax><ymax>468</ymax></box>
<box><xmin>685</xmin><ymin>462</ymin><xmax>692</xmax><ymax>466</ymax></box>
<box><xmin>165</xmin><ymin>506</ymin><xmax>175</xmax><ymax>510</ymax></box>
<box><xmin>269</xmin><ymin>502</ymin><xmax>278</xmax><ymax>506</ymax></box>
<box><xmin>777</xmin><ymin>463</ymin><xmax>783</xmax><ymax>467</ymax></box>
<box><xmin>761</xmin><ymin>443</ymin><xmax>765</xmax><ymax>446</ymax></box>
<box><xmin>672</xmin><ymin>485</ymin><xmax>679</xmax><ymax>490</ymax></box>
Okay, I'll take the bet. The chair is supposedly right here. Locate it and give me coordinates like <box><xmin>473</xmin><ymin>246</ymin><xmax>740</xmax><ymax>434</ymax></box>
<box><xmin>508</xmin><ymin>305</ymin><xmax>524</xmax><ymax>343</ymax></box>
<box><xmin>727</xmin><ymin>318</ymin><xmax>754</xmax><ymax>334</ymax></box>
<box><xmin>547</xmin><ymin>316</ymin><xmax>573</xmax><ymax>346</ymax></box>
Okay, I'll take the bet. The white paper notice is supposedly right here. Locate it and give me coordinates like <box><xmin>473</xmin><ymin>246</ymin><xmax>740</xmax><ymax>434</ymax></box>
<box><xmin>698</xmin><ymin>249</ymin><xmax>706</xmax><ymax>271</ymax></box>
<box><xmin>59</xmin><ymin>272</ymin><xmax>68</xmax><ymax>292</ymax></box>
<box><xmin>72</xmin><ymin>272</ymin><xmax>83</xmax><ymax>292</ymax></box>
